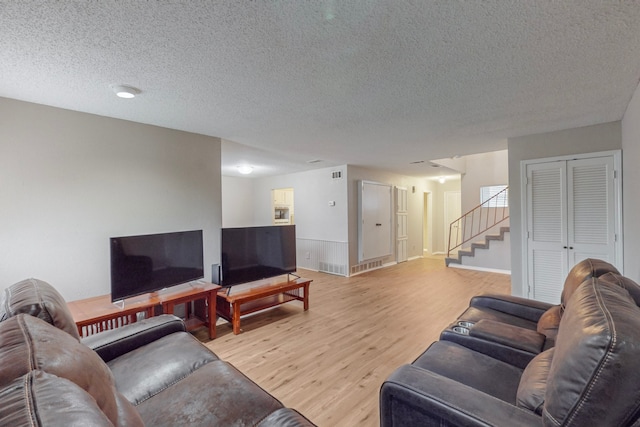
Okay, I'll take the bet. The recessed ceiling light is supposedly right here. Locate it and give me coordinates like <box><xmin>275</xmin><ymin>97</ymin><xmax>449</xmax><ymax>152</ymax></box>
<box><xmin>111</xmin><ymin>85</ymin><xmax>141</xmax><ymax>99</ymax></box>
<box><xmin>237</xmin><ymin>165</ymin><xmax>253</xmax><ymax>175</ymax></box>
<box><xmin>438</xmin><ymin>177</ymin><xmax>446</xmax><ymax>184</ymax></box>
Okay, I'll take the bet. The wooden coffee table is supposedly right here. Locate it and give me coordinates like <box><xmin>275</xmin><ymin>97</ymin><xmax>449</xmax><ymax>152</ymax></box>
<box><xmin>216</xmin><ymin>277</ymin><xmax>312</xmax><ymax>334</ymax></box>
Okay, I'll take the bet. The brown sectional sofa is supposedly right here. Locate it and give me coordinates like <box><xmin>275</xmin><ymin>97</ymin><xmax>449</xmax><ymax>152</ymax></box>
<box><xmin>380</xmin><ymin>259</ymin><xmax>640</xmax><ymax>426</ymax></box>
<box><xmin>0</xmin><ymin>278</ymin><xmax>315</xmax><ymax>426</ymax></box>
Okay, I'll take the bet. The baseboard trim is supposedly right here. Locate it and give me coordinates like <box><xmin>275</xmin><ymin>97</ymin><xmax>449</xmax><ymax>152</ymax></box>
<box><xmin>448</xmin><ymin>263</ymin><xmax>511</xmax><ymax>275</ymax></box>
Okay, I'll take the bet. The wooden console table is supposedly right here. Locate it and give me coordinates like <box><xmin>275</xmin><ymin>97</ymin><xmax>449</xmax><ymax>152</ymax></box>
<box><xmin>216</xmin><ymin>277</ymin><xmax>312</xmax><ymax>335</ymax></box>
<box><xmin>68</xmin><ymin>282</ymin><xmax>220</xmax><ymax>339</ymax></box>
<box><xmin>158</xmin><ymin>282</ymin><xmax>220</xmax><ymax>339</ymax></box>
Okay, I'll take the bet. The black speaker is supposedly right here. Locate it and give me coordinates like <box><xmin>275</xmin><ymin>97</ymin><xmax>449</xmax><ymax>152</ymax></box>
<box><xmin>211</xmin><ymin>264</ymin><xmax>221</xmax><ymax>285</ymax></box>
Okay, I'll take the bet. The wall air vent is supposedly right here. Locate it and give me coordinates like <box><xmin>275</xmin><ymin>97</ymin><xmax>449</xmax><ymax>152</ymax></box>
<box><xmin>331</xmin><ymin>170</ymin><xmax>342</xmax><ymax>179</ymax></box>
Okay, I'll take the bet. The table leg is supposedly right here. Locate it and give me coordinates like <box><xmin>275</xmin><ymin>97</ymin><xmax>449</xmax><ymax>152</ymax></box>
<box><xmin>208</xmin><ymin>291</ymin><xmax>216</xmax><ymax>339</ymax></box>
<box><xmin>232</xmin><ymin>302</ymin><xmax>241</xmax><ymax>335</ymax></box>
<box><xmin>303</xmin><ymin>284</ymin><xmax>310</xmax><ymax>310</ymax></box>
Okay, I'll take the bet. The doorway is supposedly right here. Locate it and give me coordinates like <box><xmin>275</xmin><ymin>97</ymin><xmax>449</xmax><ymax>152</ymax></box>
<box><xmin>272</xmin><ymin>188</ymin><xmax>294</xmax><ymax>225</ymax></box>
<box><xmin>423</xmin><ymin>192</ymin><xmax>432</xmax><ymax>255</ymax></box>
<box><xmin>444</xmin><ymin>191</ymin><xmax>461</xmax><ymax>255</ymax></box>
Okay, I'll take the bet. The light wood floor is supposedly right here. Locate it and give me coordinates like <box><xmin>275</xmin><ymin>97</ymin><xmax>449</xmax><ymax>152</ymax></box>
<box><xmin>200</xmin><ymin>256</ymin><xmax>511</xmax><ymax>427</ymax></box>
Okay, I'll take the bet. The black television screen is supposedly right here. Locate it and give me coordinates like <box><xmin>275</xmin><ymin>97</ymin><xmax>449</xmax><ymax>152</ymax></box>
<box><xmin>110</xmin><ymin>230</ymin><xmax>204</xmax><ymax>302</ymax></box>
<box><xmin>220</xmin><ymin>225</ymin><xmax>296</xmax><ymax>287</ymax></box>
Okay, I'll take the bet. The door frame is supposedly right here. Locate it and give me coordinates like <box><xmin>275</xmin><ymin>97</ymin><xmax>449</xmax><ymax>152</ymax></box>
<box><xmin>520</xmin><ymin>150</ymin><xmax>623</xmax><ymax>298</ymax></box>
<box><xmin>444</xmin><ymin>190</ymin><xmax>461</xmax><ymax>256</ymax></box>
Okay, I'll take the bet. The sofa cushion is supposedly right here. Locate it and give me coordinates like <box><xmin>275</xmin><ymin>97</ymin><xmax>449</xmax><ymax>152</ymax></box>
<box><xmin>412</xmin><ymin>340</ymin><xmax>523</xmax><ymax>403</ymax></box>
<box><xmin>469</xmin><ymin>319</ymin><xmax>545</xmax><ymax>354</ymax></box>
<box><xmin>516</xmin><ymin>348</ymin><xmax>554</xmax><ymax>415</ymax></box>
<box><xmin>560</xmin><ymin>258</ymin><xmax>619</xmax><ymax>310</ymax></box>
<box><xmin>0</xmin><ymin>278</ymin><xmax>80</xmax><ymax>340</ymax></box>
<box><xmin>135</xmin><ymin>360</ymin><xmax>285</xmax><ymax>426</ymax></box>
<box><xmin>0</xmin><ymin>315</ymin><xmax>123</xmax><ymax>425</ymax></box>
<box><xmin>544</xmin><ymin>277</ymin><xmax>640</xmax><ymax>426</ymax></box>
<box><xmin>536</xmin><ymin>305</ymin><xmax>561</xmax><ymax>342</ymax></box>
<box><xmin>0</xmin><ymin>371</ymin><xmax>114</xmax><ymax>426</ymax></box>
<box><xmin>457</xmin><ymin>306</ymin><xmax>538</xmax><ymax>331</ymax></box>
<box><xmin>108</xmin><ymin>331</ymin><xmax>218</xmax><ymax>405</ymax></box>
<box><xmin>599</xmin><ymin>272</ymin><xmax>640</xmax><ymax>306</ymax></box>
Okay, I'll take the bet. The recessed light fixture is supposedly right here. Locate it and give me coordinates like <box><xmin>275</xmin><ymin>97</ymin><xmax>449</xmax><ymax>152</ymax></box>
<box><xmin>111</xmin><ymin>84</ymin><xmax>141</xmax><ymax>99</ymax></box>
<box><xmin>438</xmin><ymin>177</ymin><xmax>446</xmax><ymax>184</ymax></box>
<box><xmin>237</xmin><ymin>165</ymin><xmax>253</xmax><ymax>175</ymax></box>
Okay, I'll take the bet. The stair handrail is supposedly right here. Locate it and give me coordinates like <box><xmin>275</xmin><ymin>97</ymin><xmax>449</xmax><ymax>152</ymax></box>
<box><xmin>447</xmin><ymin>187</ymin><xmax>509</xmax><ymax>257</ymax></box>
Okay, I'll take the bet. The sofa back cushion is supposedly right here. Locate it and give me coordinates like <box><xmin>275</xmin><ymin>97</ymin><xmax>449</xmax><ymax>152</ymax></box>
<box><xmin>0</xmin><ymin>371</ymin><xmax>114</xmax><ymax>426</ymax></box>
<box><xmin>560</xmin><ymin>258</ymin><xmax>618</xmax><ymax>309</ymax></box>
<box><xmin>0</xmin><ymin>278</ymin><xmax>80</xmax><ymax>340</ymax></box>
<box><xmin>536</xmin><ymin>305</ymin><xmax>561</xmax><ymax>342</ymax></box>
<box><xmin>0</xmin><ymin>314</ymin><xmax>142</xmax><ymax>426</ymax></box>
<box><xmin>543</xmin><ymin>277</ymin><xmax>640</xmax><ymax>426</ymax></box>
<box><xmin>516</xmin><ymin>348</ymin><xmax>554</xmax><ymax>415</ymax></box>
<box><xmin>599</xmin><ymin>272</ymin><xmax>640</xmax><ymax>306</ymax></box>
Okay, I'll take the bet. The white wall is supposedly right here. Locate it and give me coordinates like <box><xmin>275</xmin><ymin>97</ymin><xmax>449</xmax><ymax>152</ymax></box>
<box><xmin>507</xmin><ymin>121</ymin><xmax>622</xmax><ymax>296</ymax></box>
<box><xmin>247</xmin><ymin>165</ymin><xmax>349</xmax><ymax>242</ymax></box>
<box><xmin>461</xmin><ymin>150</ymin><xmax>509</xmax><ymax>215</ymax></box>
<box><xmin>0</xmin><ymin>98</ymin><xmax>222</xmax><ymax>301</ymax></box>
<box><xmin>622</xmin><ymin>82</ymin><xmax>640</xmax><ymax>282</ymax></box>
<box><xmin>221</xmin><ymin>176</ymin><xmax>255</xmax><ymax>228</ymax></box>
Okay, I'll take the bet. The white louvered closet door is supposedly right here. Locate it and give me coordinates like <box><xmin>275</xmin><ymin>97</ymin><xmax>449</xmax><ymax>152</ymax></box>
<box><xmin>567</xmin><ymin>156</ymin><xmax>616</xmax><ymax>265</ymax></box>
<box><xmin>525</xmin><ymin>155</ymin><xmax>618</xmax><ymax>303</ymax></box>
<box><xmin>526</xmin><ymin>161</ymin><xmax>568</xmax><ymax>303</ymax></box>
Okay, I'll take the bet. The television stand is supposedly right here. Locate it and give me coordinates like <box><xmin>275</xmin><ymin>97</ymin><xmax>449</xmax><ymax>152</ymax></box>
<box><xmin>67</xmin><ymin>282</ymin><xmax>220</xmax><ymax>339</ymax></box>
<box><xmin>216</xmin><ymin>277</ymin><xmax>312</xmax><ymax>335</ymax></box>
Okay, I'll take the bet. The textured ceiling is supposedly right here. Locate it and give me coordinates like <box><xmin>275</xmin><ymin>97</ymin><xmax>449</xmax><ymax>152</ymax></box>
<box><xmin>2</xmin><ymin>1</ymin><xmax>640</xmax><ymax>178</ymax></box>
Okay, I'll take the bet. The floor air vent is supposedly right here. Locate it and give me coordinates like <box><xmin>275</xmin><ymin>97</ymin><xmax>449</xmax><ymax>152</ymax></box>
<box><xmin>350</xmin><ymin>260</ymin><xmax>383</xmax><ymax>275</ymax></box>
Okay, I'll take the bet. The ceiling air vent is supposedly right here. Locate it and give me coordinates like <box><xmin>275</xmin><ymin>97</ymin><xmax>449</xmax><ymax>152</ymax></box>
<box><xmin>331</xmin><ymin>170</ymin><xmax>342</xmax><ymax>179</ymax></box>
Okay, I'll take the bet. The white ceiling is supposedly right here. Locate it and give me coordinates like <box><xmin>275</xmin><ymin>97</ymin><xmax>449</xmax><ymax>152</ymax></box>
<box><xmin>2</xmin><ymin>1</ymin><xmax>640</xmax><ymax>178</ymax></box>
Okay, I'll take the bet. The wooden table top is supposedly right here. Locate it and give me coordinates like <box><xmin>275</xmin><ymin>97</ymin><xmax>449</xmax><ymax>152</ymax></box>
<box><xmin>68</xmin><ymin>281</ymin><xmax>220</xmax><ymax>323</ymax></box>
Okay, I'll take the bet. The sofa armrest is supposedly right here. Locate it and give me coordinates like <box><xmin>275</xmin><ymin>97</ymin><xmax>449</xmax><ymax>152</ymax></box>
<box><xmin>380</xmin><ymin>365</ymin><xmax>540</xmax><ymax>427</ymax></box>
<box><xmin>81</xmin><ymin>314</ymin><xmax>186</xmax><ymax>362</ymax></box>
<box><xmin>469</xmin><ymin>293</ymin><xmax>554</xmax><ymax>323</ymax></box>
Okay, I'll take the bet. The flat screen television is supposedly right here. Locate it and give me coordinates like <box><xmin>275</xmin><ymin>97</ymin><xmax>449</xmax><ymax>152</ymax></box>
<box><xmin>110</xmin><ymin>230</ymin><xmax>204</xmax><ymax>302</ymax></box>
<box><xmin>219</xmin><ymin>225</ymin><xmax>296</xmax><ymax>288</ymax></box>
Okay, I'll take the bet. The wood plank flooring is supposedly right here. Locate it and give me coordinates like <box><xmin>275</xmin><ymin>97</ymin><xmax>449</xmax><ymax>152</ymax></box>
<box><xmin>200</xmin><ymin>256</ymin><xmax>511</xmax><ymax>427</ymax></box>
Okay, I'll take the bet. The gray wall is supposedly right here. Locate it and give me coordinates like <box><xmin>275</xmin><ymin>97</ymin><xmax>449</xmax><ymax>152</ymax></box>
<box><xmin>507</xmin><ymin>121</ymin><xmax>622</xmax><ymax>296</ymax></box>
<box><xmin>0</xmin><ymin>97</ymin><xmax>222</xmax><ymax>301</ymax></box>
<box><xmin>622</xmin><ymin>82</ymin><xmax>640</xmax><ymax>282</ymax></box>
<box><xmin>221</xmin><ymin>176</ymin><xmax>256</xmax><ymax>228</ymax></box>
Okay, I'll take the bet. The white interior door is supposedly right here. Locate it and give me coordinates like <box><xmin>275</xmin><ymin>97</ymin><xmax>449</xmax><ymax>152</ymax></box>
<box><xmin>524</xmin><ymin>152</ymin><xmax>621</xmax><ymax>303</ymax></box>
<box><xmin>526</xmin><ymin>161</ymin><xmax>568</xmax><ymax>303</ymax></box>
<box><xmin>396</xmin><ymin>187</ymin><xmax>408</xmax><ymax>263</ymax></box>
<box><xmin>359</xmin><ymin>181</ymin><xmax>392</xmax><ymax>262</ymax></box>
<box><xmin>567</xmin><ymin>156</ymin><xmax>616</xmax><ymax>264</ymax></box>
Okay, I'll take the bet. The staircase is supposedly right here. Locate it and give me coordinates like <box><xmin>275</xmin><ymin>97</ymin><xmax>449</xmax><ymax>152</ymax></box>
<box><xmin>445</xmin><ymin>226</ymin><xmax>510</xmax><ymax>268</ymax></box>
<box><xmin>445</xmin><ymin>186</ymin><xmax>510</xmax><ymax>271</ymax></box>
